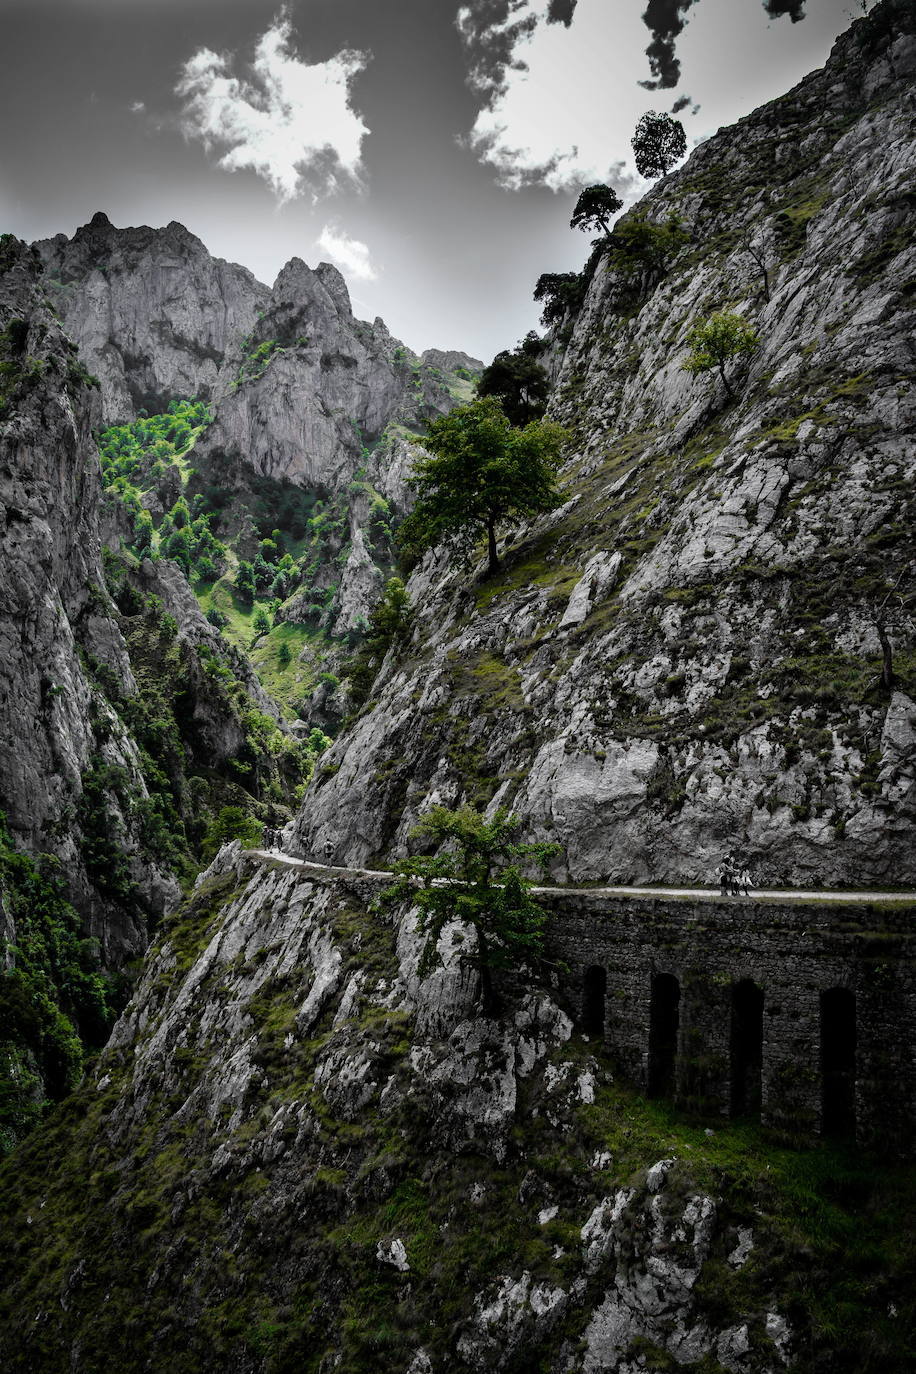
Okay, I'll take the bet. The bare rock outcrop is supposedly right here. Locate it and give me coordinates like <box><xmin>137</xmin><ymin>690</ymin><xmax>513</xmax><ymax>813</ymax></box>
<box><xmin>35</xmin><ymin>212</ymin><xmax>268</xmax><ymax>422</ymax></box>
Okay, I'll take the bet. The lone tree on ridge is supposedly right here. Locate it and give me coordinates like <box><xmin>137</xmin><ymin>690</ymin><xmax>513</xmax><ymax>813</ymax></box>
<box><xmin>631</xmin><ymin>110</ymin><xmax>687</xmax><ymax>179</ymax></box>
<box><xmin>398</xmin><ymin>396</ymin><xmax>567</xmax><ymax>576</ymax></box>
<box><xmin>379</xmin><ymin>804</ymin><xmax>561</xmax><ymax>1012</ymax></box>
<box><xmin>682</xmin><ymin>311</ymin><xmax>760</xmax><ymax>397</ymax></box>
<box><xmin>570</xmin><ymin>183</ymin><xmax>623</xmax><ymax>238</ymax></box>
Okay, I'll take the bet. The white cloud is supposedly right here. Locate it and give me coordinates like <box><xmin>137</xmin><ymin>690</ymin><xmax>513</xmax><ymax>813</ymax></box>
<box><xmin>317</xmin><ymin>225</ymin><xmax>378</xmax><ymax>281</ymax></box>
<box><xmin>457</xmin><ymin>0</ymin><xmax>651</xmax><ymax>192</ymax></box>
<box><xmin>176</xmin><ymin>12</ymin><xmax>370</xmax><ymax>204</ymax></box>
<box><xmin>457</xmin><ymin>0</ymin><xmax>848</xmax><ymax>194</ymax></box>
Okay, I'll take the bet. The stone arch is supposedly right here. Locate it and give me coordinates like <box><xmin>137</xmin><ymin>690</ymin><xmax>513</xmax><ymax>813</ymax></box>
<box><xmin>821</xmin><ymin>987</ymin><xmax>856</xmax><ymax>1138</ymax></box>
<box><xmin>582</xmin><ymin>965</ymin><xmax>607</xmax><ymax>1036</ymax></box>
<box><xmin>648</xmin><ymin>972</ymin><xmax>680</xmax><ymax>1099</ymax></box>
<box><xmin>730</xmin><ymin>978</ymin><xmax>764</xmax><ymax>1119</ymax></box>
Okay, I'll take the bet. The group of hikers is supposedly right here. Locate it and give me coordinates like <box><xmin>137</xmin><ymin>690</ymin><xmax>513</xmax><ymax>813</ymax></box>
<box><xmin>716</xmin><ymin>855</ymin><xmax>755</xmax><ymax>896</ymax></box>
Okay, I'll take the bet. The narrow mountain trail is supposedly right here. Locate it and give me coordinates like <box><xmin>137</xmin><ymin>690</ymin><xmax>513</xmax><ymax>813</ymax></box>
<box><xmin>247</xmin><ymin>850</ymin><xmax>916</xmax><ymax>904</ymax></box>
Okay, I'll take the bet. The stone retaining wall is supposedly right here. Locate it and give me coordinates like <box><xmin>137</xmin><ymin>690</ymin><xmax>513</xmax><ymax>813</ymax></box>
<box><xmin>543</xmin><ymin>894</ymin><xmax>916</xmax><ymax>1154</ymax></box>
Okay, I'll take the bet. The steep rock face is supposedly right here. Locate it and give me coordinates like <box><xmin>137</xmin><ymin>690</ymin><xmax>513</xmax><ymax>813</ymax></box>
<box><xmin>291</xmin><ymin>2</ymin><xmax>916</xmax><ymax>886</ymax></box>
<box><xmin>0</xmin><ymin>237</ymin><xmax>302</xmax><ymax>968</ymax></box>
<box><xmin>35</xmin><ymin>213</ymin><xmax>268</xmax><ymax>423</ymax></box>
<box><xmin>0</xmin><ymin>235</ymin><xmax>173</xmax><ymax>955</ymax></box>
<box><xmin>0</xmin><ymin>847</ymin><xmax>809</xmax><ymax>1373</ymax></box>
<box><xmin>196</xmin><ymin>255</ymin><xmax>480</xmax><ymax>500</ymax></box>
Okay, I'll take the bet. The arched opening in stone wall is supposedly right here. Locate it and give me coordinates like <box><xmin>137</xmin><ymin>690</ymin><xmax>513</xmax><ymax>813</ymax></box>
<box><xmin>648</xmin><ymin>973</ymin><xmax>680</xmax><ymax>1099</ymax></box>
<box><xmin>821</xmin><ymin>988</ymin><xmax>856</xmax><ymax>1138</ymax></box>
<box><xmin>730</xmin><ymin>979</ymin><xmax>764</xmax><ymax>1119</ymax></box>
<box><xmin>582</xmin><ymin>965</ymin><xmax>607</xmax><ymax>1036</ymax></box>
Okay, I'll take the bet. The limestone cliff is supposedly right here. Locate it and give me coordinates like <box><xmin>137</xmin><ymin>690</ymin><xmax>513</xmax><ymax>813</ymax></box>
<box><xmin>36</xmin><ymin>214</ymin><xmax>481</xmax><ymax>667</ymax></box>
<box><xmin>292</xmin><ymin>1</ymin><xmax>916</xmax><ymax>888</ymax></box>
<box><xmin>0</xmin><ymin>235</ymin><xmax>314</xmax><ymax>1149</ymax></box>
<box><xmin>35</xmin><ymin>212</ymin><xmax>268</xmax><ymax>423</ymax></box>
<box><xmin>197</xmin><ymin>257</ymin><xmax>475</xmax><ymax>497</ymax></box>
<box><xmin>1</xmin><ymin>7</ymin><xmax>915</xmax><ymax>1372</ymax></box>
<box><xmin>0</xmin><ymin>234</ymin><xmax>173</xmax><ymax>957</ymax></box>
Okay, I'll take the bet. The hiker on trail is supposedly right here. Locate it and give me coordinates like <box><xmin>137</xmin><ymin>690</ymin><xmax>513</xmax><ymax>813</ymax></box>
<box><xmin>716</xmin><ymin>858</ymin><xmax>733</xmax><ymax>897</ymax></box>
<box><xmin>739</xmin><ymin>865</ymin><xmax>753</xmax><ymax>895</ymax></box>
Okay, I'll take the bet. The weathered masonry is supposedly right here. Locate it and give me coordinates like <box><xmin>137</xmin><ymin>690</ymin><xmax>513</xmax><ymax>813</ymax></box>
<box><xmin>545</xmin><ymin>893</ymin><xmax>916</xmax><ymax>1155</ymax></box>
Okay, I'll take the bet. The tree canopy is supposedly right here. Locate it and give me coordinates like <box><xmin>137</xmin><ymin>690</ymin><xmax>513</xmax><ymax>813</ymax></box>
<box><xmin>533</xmin><ymin>271</ymin><xmax>588</xmax><ymax>327</ymax></box>
<box><xmin>631</xmin><ymin>110</ymin><xmax>687</xmax><ymax>179</ymax></box>
<box><xmin>606</xmin><ymin>212</ymin><xmax>689</xmax><ymax>278</ymax></box>
<box><xmin>570</xmin><ymin>183</ymin><xmax>623</xmax><ymax>237</ymax></box>
<box><xmin>476</xmin><ymin>333</ymin><xmax>549</xmax><ymax>426</ymax></box>
<box><xmin>398</xmin><ymin>397</ymin><xmax>567</xmax><ymax>576</ymax></box>
<box><xmin>379</xmin><ymin>804</ymin><xmax>560</xmax><ymax>1011</ymax></box>
<box><xmin>682</xmin><ymin>311</ymin><xmax>760</xmax><ymax>396</ymax></box>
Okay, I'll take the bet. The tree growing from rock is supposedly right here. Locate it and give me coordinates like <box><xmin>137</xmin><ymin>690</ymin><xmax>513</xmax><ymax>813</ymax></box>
<box><xmin>740</xmin><ymin>230</ymin><xmax>774</xmax><ymax>303</ymax></box>
<box><xmin>533</xmin><ymin>271</ymin><xmax>588</xmax><ymax>327</ymax></box>
<box><xmin>476</xmin><ymin>333</ymin><xmax>549</xmax><ymax>426</ymax></box>
<box><xmin>379</xmin><ymin>804</ymin><xmax>560</xmax><ymax>1012</ymax></box>
<box><xmin>201</xmin><ymin>806</ymin><xmax>264</xmax><ymax>859</ymax></box>
<box><xmin>570</xmin><ymin>183</ymin><xmax>623</xmax><ymax>238</ymax></box>
<box><xmin>607</xmin><ymin>212</ymin><xmax>689</xmax><ymax>278</ymax></box>
<box><xmin>631</xmin><ymin>110</ymin><xmax>687</xmax><ymax>178</ymax></box>
<box><xmin>868</xmin><ymin>567</ymin><xmax>915</xmax><ymax>695</ymax></box>
<box><xmin>132</xmin><ymin>509</ymin><xmax>154</xmax><ymax>559</ymax></box>
<box><xmin>682</xmin><ymin>311</ymin><xmax>760</xmax><ymax>397</ymax></box>
<box><xmin>346</xmin><ymin>576</ymin><xmax>414</xmax><ymax>706</ymax></box>
<box><xmin>398</xmin><ymin>397</ymin><xmax>567</xmax><ymax>576</ymax></box>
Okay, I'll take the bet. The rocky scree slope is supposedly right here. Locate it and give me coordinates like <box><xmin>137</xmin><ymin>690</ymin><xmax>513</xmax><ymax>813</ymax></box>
<box><xmin>6</xmin><ymin>842</ymin><xmax>904</xmax><ymax>1374</ymax></box>
<box><xmin>292</xmin><ymin>1</ymin><xmax>916</xmax><ymax>888</ymax></box>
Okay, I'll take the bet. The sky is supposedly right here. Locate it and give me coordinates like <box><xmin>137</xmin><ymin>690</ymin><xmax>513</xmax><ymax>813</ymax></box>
<box><xmin>1</xmin><ymin>0</ymin><xmax>857</xmax><ymax>360</ymax></box>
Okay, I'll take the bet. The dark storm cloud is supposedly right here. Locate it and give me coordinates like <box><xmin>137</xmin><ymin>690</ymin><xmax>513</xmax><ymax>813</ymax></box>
<box><xmin>639</xmin><ymin>0</ymin><xmax>698</xmax><ymax>90</ymax></box>
<box><xmin>639</xmin><ymin>0</ymin><xmax>809</xmax><ymax>90</ymax></box>
<box><xmin>546</xmin><ymin>0</ymin><xmax>578</xmax><ymax>25</ymax></box>
<box><xmin>671</xmin><ymin>92</ymin><xmax>692</xmax><ymax>111</ymax></box>
<box><xmin>458</xmin><ymin>1</ymin><xmax>540</xmax><ymax>99</ymax></box>
<box><xmin>763</xmin><ymin>1</ymin><xmax>807</xmax><ymax>19</ymax></box>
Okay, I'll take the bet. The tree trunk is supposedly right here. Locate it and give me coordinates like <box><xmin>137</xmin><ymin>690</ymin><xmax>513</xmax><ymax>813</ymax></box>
<box><xmin>476</xmin><ymin>927</ymin><xmax>499</xmax><ymax>1014</ymax></box>
<box><xmin>478</xmin><ymin>960</ymin><xmax>497</xmax><ymax>1014</ymax></box>
<box><xmin>877</xmin><ymin>618</ymin><xmax>894</xmax><ymax>692</ymax></box>
<box><xmin>718</xmin><ymin>360</ymin><xmax>734</xmax><ymax>397</ymax></box>
<box><xmin>486</xmin><ymin>515</ymin><xmax>499</xmax><ymax>576</ymax></box>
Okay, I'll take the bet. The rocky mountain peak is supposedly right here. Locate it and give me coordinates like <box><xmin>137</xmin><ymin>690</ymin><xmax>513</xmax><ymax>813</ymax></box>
<box><xmin>314</xmin><ymin>260</ymin><xmax>353</xmax><ymax>316</ymax></box>
<box><xmin>421</xmin><ymin>347</ymin><xmax>485</xmax><ymax>374</ymax></box>
<box><xmin>261</xmin><ymin>255</ymin><xmax>354</xmax><ymax>348</ymax></box>
<box><xmin>35</xmin><ymin>214</ymin><xmax>269</xmax><ymax>420</ymax></box>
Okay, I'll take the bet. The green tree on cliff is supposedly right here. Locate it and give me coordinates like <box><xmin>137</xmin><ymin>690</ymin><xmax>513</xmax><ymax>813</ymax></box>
<box><xmin>682</xmin><ymin>311</ymin><xmax>760</xmax><ymax>397</ymax></box>
<box><xmin>476</xmin><ymin>333</ymin><xmax>549</xmax><ymax>426</ymax></box>
<box><xmin>398</xmin><ymin>397</ymin><xmax>567</xmax><ymax>576</ymax></box>
<box><xmin>533</xmin><ymin>271</ymin><xmax>588</xmax><ymax>327</ymax></box>
<box><xmin>379</xmin><ymin>804</ymin><xmax>560</xmax><ymax>1012</ymax></box>
<box><xmin>570</xmin><ymin>183</ymin><xmax>623</xmax><ymax>238</ymax></box>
